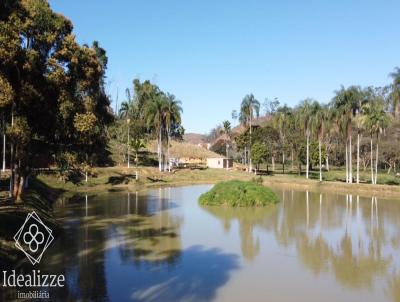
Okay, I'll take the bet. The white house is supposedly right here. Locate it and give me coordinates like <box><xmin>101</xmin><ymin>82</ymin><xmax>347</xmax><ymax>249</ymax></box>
<box><xmin>206</xmin><ymin>157</ymin><xmax>233</xmax><ymax>169</ymax></box>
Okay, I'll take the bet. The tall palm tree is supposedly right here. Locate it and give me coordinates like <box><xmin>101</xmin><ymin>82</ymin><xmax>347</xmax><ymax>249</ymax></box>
<box><xmin>222</xmin><ymin>120</ymin><xmax>231</xmax><ymax>160</ymax></box>
<box><xmin>315</xmin><ymin>106</ymin><xmax>327</xmax><ymax>182</ymax></box>
<box><xmin>274</xmin><ymin>105</ymin><xmax>291</xmax><ymax>174</ymax></box>
<box><xmin>145</xmin><ymin>95</ymin><xmax>168</xmax><ymax>172</ymax></box>
<box><xmin>361</xmin><ymin>99</ymin><xmax>390</xmax><ymax>184</ymax></box>
<box><xmin>389</xmin><ymin>67</ymin><xmax>400</xmax><ymax>117</ymax></box>
<box><xmin>130</xmin><ymin>137</ymin><xmax>145</xmax><ymax>168</ymax></box>
<box><xmin>333</xmin><ymin>86</ymin><xmax>361</xmax><ymax>183</ymax></box>
<box><xmin>164</xmin><ymin>94</ymin><xmax>182</xmax><ymax>172</ymax></box>
<box><xmin>298</xmin><ymin>99</ymin><xmax>319</xmax><ymax>179</ymax></box>
<box><xmin>239</xmin><ymin>94</ymin><xmax>260</xmax><ymax>172</ymax></box>
<box><xmin>323</xmin><ymin>107</ymin><xmax>337</xmax><ymax>172</ymax></box>
<box><xmin>119</xmin><ymin>88</ymin><xmax>134</xmax><ymax>118</ymax></box>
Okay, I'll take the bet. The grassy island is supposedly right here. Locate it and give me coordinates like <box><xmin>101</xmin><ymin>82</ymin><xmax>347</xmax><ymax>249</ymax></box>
<box><xmin>199</xmin><ymin>180</ymin><xmax>279</xmax><ymax>207</ymax></box>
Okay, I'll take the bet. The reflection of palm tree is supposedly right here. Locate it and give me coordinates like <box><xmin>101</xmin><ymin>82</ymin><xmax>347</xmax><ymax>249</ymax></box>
<box><xmin>201</xmin><ymin>205</ymin><xmax>276</xmax><ymax>261</ymax></box>
<box><xmin>330</xmin><ymin>233</ymin><xmax>389</xmax><ymax>289</ymax></box>
<box><xmin>269</xmin><ymin>189</ymin><xmax>392</xmax><ymax>293</ymax></box>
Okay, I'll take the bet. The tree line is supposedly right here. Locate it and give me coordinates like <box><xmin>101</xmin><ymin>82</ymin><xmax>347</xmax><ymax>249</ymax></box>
<box><xmin>108</xmin><ymin>79</ymin><xmax>183</xmax><ymax>172</ymax></box>
<box><xmin>214</xmin><ymin>72</ymin><xmax>400</xmax><ymax>185</ymax></box>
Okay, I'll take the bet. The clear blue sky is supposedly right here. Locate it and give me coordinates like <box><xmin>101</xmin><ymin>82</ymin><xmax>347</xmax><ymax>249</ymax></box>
<box><xmin>50</xmin><ymin>0</ymin><xmax>400</xmax><ymax>134</ymax></box>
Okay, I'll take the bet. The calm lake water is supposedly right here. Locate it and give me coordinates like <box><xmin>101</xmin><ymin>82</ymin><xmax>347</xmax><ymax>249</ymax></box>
<box><xmin>3</xmin><ymin>185</ymin><xmax>400</xmax><ymax>302</ymax></box>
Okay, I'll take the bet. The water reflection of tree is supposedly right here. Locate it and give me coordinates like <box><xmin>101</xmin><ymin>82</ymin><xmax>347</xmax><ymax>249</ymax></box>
<box><xmin>270</xmin><ymin>190</ymin><xmax>398</xmax><ymax>301</ymax></box>
<box><xmin>47</xmin><ymin>190</ymin><xmax>184</xmax><ymax>301</ymax></box>
<box><xmin>201</xmin><ymin>205</ymin><xmax>276</xmax><ymax>261</ymax></box>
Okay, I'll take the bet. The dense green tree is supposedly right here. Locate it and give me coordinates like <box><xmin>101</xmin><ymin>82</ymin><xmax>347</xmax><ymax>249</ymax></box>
<box><xmin>0</xmin><ymin>0</ymin><xmax>112</xmax><ymax>200</ymax></box>
<box><xmin>389</xmin><ymin>67</ymin><xmax>400</xmax><ymax>117</ymax></box>
<box><xmin>251</xmin><ymin>142</ymin><xmax>268</xmax><ymax>174</ymax></box>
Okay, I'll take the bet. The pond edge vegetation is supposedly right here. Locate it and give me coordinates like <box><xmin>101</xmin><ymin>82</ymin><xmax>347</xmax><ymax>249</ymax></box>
<box><xmin>198</xmin><ymin>180</ymin><xmax>279</xmax><ymax>207</ymax></box>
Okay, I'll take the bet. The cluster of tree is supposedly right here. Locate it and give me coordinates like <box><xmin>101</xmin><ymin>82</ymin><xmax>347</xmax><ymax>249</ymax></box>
<box><xmin>218</xmin><ymin>70</ymin><xmax>400</xmax><ymax>185</ymax></box>
<box><xmin>0</xmin><ymin>0</ymin><xmax>113</xmax><ymax>200</ymax></box>
<box><xmin>108</xmin><ymin>79</ymin><xmax>183</xmax><ymax>172</ymax></box>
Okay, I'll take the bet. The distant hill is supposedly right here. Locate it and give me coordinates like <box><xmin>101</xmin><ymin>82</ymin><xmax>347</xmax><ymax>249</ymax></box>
<box><xmin>183</xmin><ymin>133</ymin><xmax>207</xmax><ymax>144</ymax></box>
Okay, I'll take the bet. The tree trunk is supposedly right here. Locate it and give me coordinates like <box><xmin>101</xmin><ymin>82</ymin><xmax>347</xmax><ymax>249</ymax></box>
<box><xmin>158</xmin><ymin>130</ymin><xmax>162</xmax><ymax>172</ymax></box>
<box><xmin>326</xmin><ymin>152</ymin><xmax>329</xmax><ymax>171</ymax></box>
<box><xmin>272</xmin><ymin>156</ymin><xmax>275</xmax><ymax>172</ymax></box>
<box><xmin>167</xmin><ymin>133</ymin><xmax>171</xmax><ymax>172</ymax></box>
<box><xmin>345</xmin><ymin>139</ymin><xmax>348</xmax><ymax>183</ymax></box>
<box><xmin>306</xmin><ymin>132</ymin><xmax>309</xmax><ymax>179</ymax></box>
<box><xmin>244</xmin><ymin>146</ymin><xmax>247</xmax><ymax>168</ymax></box>
<box><xmin>226</xmin><ymin>141</ymin><xmax>229</xmax><ymax>170</ymax></box>
<box><xmin>319</xmin><ymin>139</ymin><xmax>322</xmax><ymax>182</ymax></box>
<box><xmin>370</xmin><ymin>138</ymin><xmax>374</xmax><ymax>184</ymax></box>
<box><xmin>349</xmin><ymin>135</ymin><xmax>352</xmax><ymax>183</ymax></box>
<box><xmin>249</xmin><ymin>114</ymin><xmax>252</xmax><ymax>173</ymax></box>
<box><xmin>15</xmin><ymin>175</ymin><xmax>24</xmax><ymax>203</ymax></box>
<box><xmin>375</xmin><ymin>140</ymin><xmax>379</xmax><ymax>185</ymax></box>
<box><xmin>9</xmin><ymin>110</ymin><xmax>14</xmax><ymax>198</ymax></box>
<box><xmin>291</xmin><ymin>148</ymin><xmax>294</xmax><ymax>172</ymax></box>
<box><xmin>2</xmin><ymin>115</ymin><xmax>5</xmax><ymax>172</ymax></box>
<box><xmin>13</xmin><ymin>159</ymin><xmax>20</xmax><ymax>199</ymax></box>
<box><xmin>356</xmin><ymin>133</ymin><xmax>360</xmax><ymax>184</ymax></box>
<box><xmin>282</xmin><ymin>152</ymin><xmax>285</xmax><ymax>174</ymax></box>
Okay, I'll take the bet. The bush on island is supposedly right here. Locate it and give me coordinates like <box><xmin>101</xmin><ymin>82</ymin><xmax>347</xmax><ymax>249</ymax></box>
<box><xmin>199</xmin><ymin>180</ymin><xmax>279</xmax><ymax>207</ymax></box>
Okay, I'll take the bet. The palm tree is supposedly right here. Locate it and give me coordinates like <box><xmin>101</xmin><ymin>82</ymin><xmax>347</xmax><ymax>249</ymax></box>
<box><xmin>298</xmin><ymin>99</ymin><xmax>319</xmax><ymax>179</ymax></box>
<box><xmin>231</xmin><ymin>110</ymin><xmax>238</xmax><ymax>126</ymax></box>
<box><xmin>222</xmin><ymin>120</ymin><xmax>231</xmax><ymax>160</ymax></box>
<box><xmin>119</xmin><ymin>88</ymin><xmax>134</xmax><ymax>118</ymax></box>
<box><xmin>324</xmin><ymin>107</ymin><xmax>337</xmax><ymax>172</ymax></box>
<box><xmin>361</xmin><ymin>99</ymin><xmax>390</xmax><ymax>184</ymax></box>
<box><xmin>164</xmin><ymin>94</ymin><xmax>182</xmax><ymax>172</ymax></box>
<box><xmin>274</xmin><ymin>105</ymin><xmax>291</xmax><ymax>174</ymax></box>
<box><xmin>333</xmin><ymin>86</ymin><xmax>361</xmax><ymax>183</ymax></box>
<box><xmin>315</xmin><ymin>106</ymin><xmax>327</xmax><ymax>182</ymax></box>
<box><xmin>239</xmin><ymin>94</ymin><xmax>260</xmax><ymax>172</ymax></box>
<box><xmin>145</xmin><ymin>95</ymin><xmax>168</xmax><ymax>172</ymax></box>
<box><xmin>130</xmin><ymin>137</ymin><xmax>145</xmax><ymax>168</ymax></box>
<box><xmin>389</xmin><ymin>67</ymin><xmax>400</xmax><ymax>117</ymax></box>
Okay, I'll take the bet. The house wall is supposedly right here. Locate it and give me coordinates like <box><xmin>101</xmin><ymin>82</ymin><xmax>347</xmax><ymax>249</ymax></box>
<box><xmin>207</xmin><ymin>158</ymin><xmax>233</xmax><ymax>169</ymax></box>
<box><xmin>207</xmin><ymin>158</ymin><xmax>224</xmax><ymax>168</ymax></box>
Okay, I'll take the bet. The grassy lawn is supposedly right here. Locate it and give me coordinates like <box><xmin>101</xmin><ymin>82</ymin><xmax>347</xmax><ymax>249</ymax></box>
<box><xmin>35</xmin><ymin>166</ymin><xmax>255</xmax><ymax>193</ymax></box>
<box><xmin>256</xmin><ymin>163</ymin><xmax>400</xmax><ymax>185</ymax></box>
